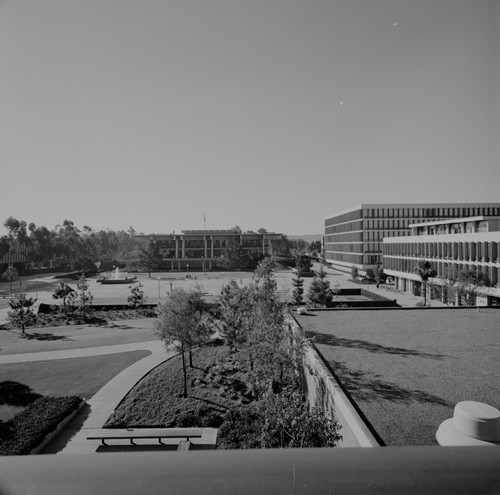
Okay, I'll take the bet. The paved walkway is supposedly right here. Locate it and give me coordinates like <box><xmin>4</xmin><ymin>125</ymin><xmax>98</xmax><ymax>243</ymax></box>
<box><xmin>47</xmin><ymin>341</ymin><xmax>174</xmax><ymax>454</ymax></box>
<box><xmin>1</xmin><ymin>340</ymin><xmax>174</xmax><ymax>454</ymax></box>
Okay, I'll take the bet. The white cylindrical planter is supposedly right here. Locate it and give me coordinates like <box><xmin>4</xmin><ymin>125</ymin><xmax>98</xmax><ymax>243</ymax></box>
<box><xmin>436</xmin><ymin>401</ymin><xmax>500</xmax><ymax>447</ymax></box>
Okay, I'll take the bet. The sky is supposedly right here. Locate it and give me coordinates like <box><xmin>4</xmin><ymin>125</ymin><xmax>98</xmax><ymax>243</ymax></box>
<box><xmin>1</xmin><ymin>0</ymin><xmax>499</xmax><ymax>236</ymax></box>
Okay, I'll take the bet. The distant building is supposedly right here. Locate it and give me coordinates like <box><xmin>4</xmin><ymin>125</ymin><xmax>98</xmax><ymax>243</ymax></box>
<box><xmin>0</xmin><ymin>245</ymin><xmax>31</xmax><ymax>272</ymax></box>
<box><xmin>135</xmin><ymin>229</ymin><xmax>283</xmax><ymax>271</ymax></box>
<box><xmin>383</xmin><ymin>216</ymin><xmax>500</xmax><ymax>305</ymax></box>
<box><xmin>324</xmin><ymin>203</ymin><xmax>500</xmax><ymax>274</ymax></box>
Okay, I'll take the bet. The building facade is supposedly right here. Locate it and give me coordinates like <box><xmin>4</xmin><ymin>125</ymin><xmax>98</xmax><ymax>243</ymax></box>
<box><xmin>135</xmin><ymin>229</ymin><xmax>283</xmax><ymax>271</ymax></box>
<box><xmin>324</xmin><ymin>203</ymin><xmax>500</xmax><ymax>274</ymax></box>
<box><xmin>383</xmin><ymin>216</ymin><xmax>500</xmax><ymax>305</ymax></box>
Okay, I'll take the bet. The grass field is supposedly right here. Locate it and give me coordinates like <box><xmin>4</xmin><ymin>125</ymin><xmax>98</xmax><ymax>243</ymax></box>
<box><xmin>296</xmin><ymin>307</ymin><xmax>500</xmax><ymax>446</ymax></box>
<box><xmin>0</xmin><ymin>350</ymin><xmax>151</xmax><ymax>422</ymax></box>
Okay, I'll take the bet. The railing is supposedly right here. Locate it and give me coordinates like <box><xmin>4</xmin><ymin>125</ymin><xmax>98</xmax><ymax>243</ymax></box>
<box><xmin>1</xmin><ymin>447</ymin><xmax>498</xmax><ymax>494</ymax></box>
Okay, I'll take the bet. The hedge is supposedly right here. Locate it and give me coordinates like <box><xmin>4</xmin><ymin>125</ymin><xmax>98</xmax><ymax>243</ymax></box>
<box><xmin>0</xmin><ymin>396</ymin><xmax>81</xmax><ymax>455</ymax></box>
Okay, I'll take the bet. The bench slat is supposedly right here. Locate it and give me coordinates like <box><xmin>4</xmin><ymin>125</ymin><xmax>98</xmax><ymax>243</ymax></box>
<box><xmin>87</xmin><ymin>428</ymin><xmax>203</xmax><ymax>446</ymax></box>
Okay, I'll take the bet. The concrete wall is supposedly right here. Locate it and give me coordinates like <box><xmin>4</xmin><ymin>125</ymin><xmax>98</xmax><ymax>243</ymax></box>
<box><xmin>289</xmin><ymin>314</ymin><xmax>381</xmax><ymax>448</ymax></box>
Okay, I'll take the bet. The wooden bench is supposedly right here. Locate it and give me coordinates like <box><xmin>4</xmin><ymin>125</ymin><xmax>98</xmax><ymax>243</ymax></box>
<box><xmin>87</xmin><ymin>428</ymin><xmax>203</xmax><ymax>447</ymax></box>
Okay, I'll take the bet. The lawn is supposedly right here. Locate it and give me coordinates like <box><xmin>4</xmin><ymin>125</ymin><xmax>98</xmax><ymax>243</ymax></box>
<box><xmin>0</xmin><ymin>318</ymin><xmax>157</xmax><ymax>355</ymax></box>
<box><xmin>296</xmin><ymin>307</ymin><xmax>500</xmax><ymax>446</ymax></box>
<box><xmin>0</xmin><ymin>350</ymin><xmax>150</xmax><ymax>421</ymax></box>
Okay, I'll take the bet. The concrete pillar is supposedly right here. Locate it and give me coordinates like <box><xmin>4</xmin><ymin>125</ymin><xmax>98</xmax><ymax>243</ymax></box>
<box><xmin>491</xmin><ymin>266</ymin><xmax>498</xmax><ymax>286</ymax></box>
<box><xmin>482</xmin><ymin>242</ymin><xmax>489</xmax><ymax>262</ymax></box>
<box><xmin>181</xmin><ymin>239</ymin><xmax>185</xmax><ymax>258</ymax></box>
<box><xmin>491</xmin><ymin>242</ymin><xmax>498</xmax><ymax>263</ymax></box>
<box><xmin>175</xmin><ymin>239</ymin><xmax>179</xmax><ymax>258</ymax></box>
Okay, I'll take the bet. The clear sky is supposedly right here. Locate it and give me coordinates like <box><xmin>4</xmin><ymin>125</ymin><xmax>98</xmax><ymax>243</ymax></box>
<box><xmin>1</xmin><ymin>0</ymin><xmax>498</xmax><ymax>236</ymax></box>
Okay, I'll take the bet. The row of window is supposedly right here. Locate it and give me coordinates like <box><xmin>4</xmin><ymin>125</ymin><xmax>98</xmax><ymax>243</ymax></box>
<box><xmin>324</xmin><ymin>233</ymin><xmax>363</xmax><ymax>243</ymax></box>
<box><xmin>325</xmin><ymin>209</ymin><xmax>363</xmax><ymax>227</ymax></box>
<box><xmin>325</xmin><ymin>220</ymin><xmax>363</xmax><ymax>235</ymax></box>
<box><xmin>325</xmin><ymin>251</ymin><xmax>381</xmax><ymax>265</ymax></box>
<box><xmin>363</xmin><ymin>206</ymin><xmax>500</xmax><ymax>219</ymax></box>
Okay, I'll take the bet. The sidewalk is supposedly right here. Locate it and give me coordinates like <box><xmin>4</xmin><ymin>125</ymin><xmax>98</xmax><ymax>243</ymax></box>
<box><xmin>33</xmin><ymin>341</ymin><xmax>174</xmax><ymax>454</ymax></box>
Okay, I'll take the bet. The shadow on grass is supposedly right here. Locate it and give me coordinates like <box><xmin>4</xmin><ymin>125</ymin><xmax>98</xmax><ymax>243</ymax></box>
<box><xmin>23</xmin><ymin>332</ymin><xmax>72</xmax><ymax>341</ymax></box>
<box><xmin>310</xmin><ymin>332</ymin><xmax>444</xmax><ymax>360</ymax></box>
<box><xmin>188</xmin><ymin>395</ymin><xmax>230</xmax><ymax>410</ymax></box>
<box><xmin>102</xmin><ymin>323</ymin><xmax>137</xmax><ymax>330</ymax></box>
<box><xmin>327</xmin><ymin>359</ymin><xmax>451</xmax><ymax>407</ymax></box>
<box><xmin>0</xmin><ymin>381</ymin><xmax>42</xmax><ymax>407</ymax></box>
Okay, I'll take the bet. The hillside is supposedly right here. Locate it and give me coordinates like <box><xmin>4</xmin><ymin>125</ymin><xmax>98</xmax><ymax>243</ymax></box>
<box><xmin>287</xmin><ymin>234</ymin><xmax>322</xmax><ymax>242</ymax></box>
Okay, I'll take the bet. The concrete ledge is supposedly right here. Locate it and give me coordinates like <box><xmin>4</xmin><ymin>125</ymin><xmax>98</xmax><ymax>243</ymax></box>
<box><xmin>31</xmin><ymin>400</ymin><xmax>87</xmax><ymax>455</ymax></box>
<box><xmin>303</xmin><ymin>345</ymin><xmax>381</xmax><ymax>447</ymax></box>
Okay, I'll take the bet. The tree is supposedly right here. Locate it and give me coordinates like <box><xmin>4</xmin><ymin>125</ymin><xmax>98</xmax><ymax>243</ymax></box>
<box><xmin>219</xmin><ymin>280</ymin><xmax>253</xmax><ymax>350</ymax></box>
<box><xmin>138</xmin><ymin>239</ymin><xmax>162</xmax><ymax>276</ymax></box>
<box><xmin>374</xmin><ymin>264</ymin><xmax>387</xmax><ymax>288</ymax></box>
<box><xmin>8</xmin><ymin>293</ymin><xmax>37</xmax><ymax>335</ymax></box>
<box><xmin>55</xmin><ymin>220</ymin><xmax>84</xmax><ymax>270</ymax></box>
<box><xmin>295</xmin><ymin>254</ymin><xmax>313</xmax><ymax>274</ymax></box>
<box><xmin>76</xmin><ymin>275</ymin><xmax>93</xmax><ymax>318</ymax></box>
<box><xmin>441</xmin><ymin>266</ymin><xmax>491</xmax><ymax>306</ymax></box>
<box><xmin>218</xmin><ymin>236</ymin><xmax>264</xmax><ymax>270</ymax></box>
<box><xmin>414</xmin><ymin>260</ymin><xmax>437</xmax><ymax>307</ymax></box>
<box><xmin>52</xmin><ymin>281</ymin><xmax>76</xmax><ymax>316</ymax></box>
<box><xmin>155</xmin><ymin>288</ymin><xmax>213</xmax><ymax>397</ymax></box>
<box><xmin>307</xmin><ymin>268</ymin><xmax>333</xmax><ymax>307</ymax></box>
<box><xmin>2</xmin><ymin>266</ymin><xmax>18</xmax><ymax>297</ymax></box>
<box><xmin>127</xmin><ymin>283</ymin><xmax>147</xmax><ymax>311</ymax></box>
<box><xmin>309</xmin><ymin>240</ymin><xmax>322</xmax><ymax>257</ymax></box>
<box><xmin>291</xmin><ymin>275</ymin><xmax>304</xmax><ymax>305</ymax></box>
<box><xmin>4</xmin><ymin>217</ymin><xmax>28</xmax><ymax>244</ymax></box>
<box><xmin>350</xmin><ymin>265</ymin><xmax>359</xmax><ymax>281</ymax></box>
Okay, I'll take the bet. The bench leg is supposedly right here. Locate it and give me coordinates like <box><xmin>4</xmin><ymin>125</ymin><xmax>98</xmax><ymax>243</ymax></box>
<box><xmin>101</xmin><ymin>439</ymin><xmax>107</xmax><ymax>446</ymax></box>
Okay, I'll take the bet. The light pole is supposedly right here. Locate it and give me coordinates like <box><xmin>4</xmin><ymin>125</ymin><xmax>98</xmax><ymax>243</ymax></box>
<box><xmin>157</xmin><ymin>277</ymin><xmax>161</xmax><ymax>300</ymax></box>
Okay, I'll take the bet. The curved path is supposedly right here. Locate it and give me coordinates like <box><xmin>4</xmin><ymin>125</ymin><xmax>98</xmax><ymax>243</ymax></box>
<box><xmin>2</xmin><ymin>341</ymin><xmax>175</xmax><ymax>454</ymax></box>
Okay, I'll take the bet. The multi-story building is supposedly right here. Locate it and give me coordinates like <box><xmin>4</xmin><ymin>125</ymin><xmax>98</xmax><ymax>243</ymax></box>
<box><xmin>324</xmin><ymin>203</ymin><xmax>500</xmax><ymax>274</ymax></box>
<box><xmin>383</xmin><ymin>216</ymin><xmax>500</xmax><ymax>305</ymax></box>
<box><xmin>135</xmin><ymin>229</ymin><xmax>283</xmax><ymax>271</ymax></box>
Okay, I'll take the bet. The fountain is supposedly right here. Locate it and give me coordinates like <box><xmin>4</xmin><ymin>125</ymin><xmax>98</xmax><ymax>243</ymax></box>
<box><xmin>99</xmin><ymin>267</ymin><xmax>137</xmax><ymax>284</ymax></box>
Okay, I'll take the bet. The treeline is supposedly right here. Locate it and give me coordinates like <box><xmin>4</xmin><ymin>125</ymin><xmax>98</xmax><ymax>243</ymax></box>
<box><xmin>0</xmin><ymin>216</ymin><xmax>142</xmax><ymax>273</ymax></box>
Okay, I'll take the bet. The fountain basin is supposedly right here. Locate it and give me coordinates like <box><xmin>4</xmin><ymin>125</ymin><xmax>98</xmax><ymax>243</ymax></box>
<box><xmin>99</xmin><ymin>276</ymin><xmax>137</xmax><ymax>284</ymax></box>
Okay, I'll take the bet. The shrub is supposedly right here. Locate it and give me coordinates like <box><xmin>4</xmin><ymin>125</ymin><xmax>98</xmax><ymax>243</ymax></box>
<box><xmin>176</xmin><ymin>404</ymin><xmax>225</xmax><ymax>428</ymax></box>
<box><xmin>217</xmin><ymin>404</ymin><xmax>263</xmax><ymax>449</ymax></box>
<box><xmin>217</xmin><ymin>388</ymin><xmax>341</xmax><ymax>449</ymax></box>
<box><xmin>0</xmin><ymin>396</ymin><xmax>81</xmax><ymax>455</ymax></box>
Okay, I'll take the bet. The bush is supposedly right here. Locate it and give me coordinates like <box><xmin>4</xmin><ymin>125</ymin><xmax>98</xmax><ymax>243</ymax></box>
<box><xmin>0</xmin><ymin>396</ymin><xmax>81</xmax><ymax>455</ymax></box>
<box><xmin>217</xmin><ymin>404</ymin><xmax>263</xmax><ymax>449</ymax></box>
<box><xmin>217</xmin><ymin>388</ymin><xmax>341</xmax><ymax>449</ymax></box>
<box><xmin>176</xmin><ymin>404</ymin><xmax>225</xmax><ymax>428</ymax></box>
